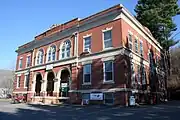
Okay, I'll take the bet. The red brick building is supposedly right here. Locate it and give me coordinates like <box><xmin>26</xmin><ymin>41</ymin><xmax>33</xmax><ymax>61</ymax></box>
<box><xmin>14</xmin><ymin>4</ymin><xmax>166</xmax><ymax>105</ymax></box>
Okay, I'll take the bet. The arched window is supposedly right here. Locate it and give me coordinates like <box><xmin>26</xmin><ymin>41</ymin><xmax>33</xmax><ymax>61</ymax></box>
<box><xmin>36</xmin><ymin>49</ymin><xmax>44</xmax><ymax>65</ymax></box>
<box><xmin>60</xmin><ymin>40</ymin><xmax>71</xmax><ymax>59</ymax></box>
<box><xmin>47</xmin><ymin>45</ymin><xmax>56</xmax><ymax>62</ymax></box>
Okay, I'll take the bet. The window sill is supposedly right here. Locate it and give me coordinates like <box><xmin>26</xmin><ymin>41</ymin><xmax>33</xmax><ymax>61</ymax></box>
<box><xmin>103</xmin><ymin>47</ymin><xmax>113</xmax><ymax>51</ymax></box>
<box><xmin>103</xmin><ymin>81</ymin><xmax>114</xmax><ymax>84</ymax></box>
<box><xmin>82</xmin><ymin>83</ymin><xmax>91</xmax><ymax>85</ymax></box>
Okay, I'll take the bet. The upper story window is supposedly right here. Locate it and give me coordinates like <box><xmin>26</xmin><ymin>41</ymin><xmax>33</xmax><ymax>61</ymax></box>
<box><xmin>140</xmin><ymin>41</ymin><xmax>143</xmax><ymax>56</ymax></box>
<box><xmin>47</xmin><ymin>45</ymin><xmax>56</xmax><ymax>62</ymax></box>
<box><xmin>135</xmin><ymin>38</ymin><xmax>138</xmax><ymax>53</ymax></box>
<box><xmin>26</xmin><ymin>56</ymin><xmax>31</xmax><ymax>67</ymax></box>
<box><xmin>83</xmin><ymin>64</ymin><xmax>91</xmax><ymax>84</ymax></box>
<box><xmin>137</xmin><ymin>65</ymin><xmax>141</xmax><ymax>85</ymax></box>
<box><xmin>60</xmin><ymin>40</ymin><xmax>71</xmax><ymax>59</ymax></box>
<box><xmin>128</xmin><ymin>33</ymin><xmax>133</xmax><ymax>50</ymax></box>
<box><xmin>103</xmin><ymin>30</ymin><xmax>112</xmax><ymax>49</ymax></box>
<box><xmin>19</xmin><ymin>58</ymin><xmax>23</xmax><ymax>69</ymax></box>
<box><xmin>83</xmin><ymin>36</ymin><xmax>91</xmax><ymax>52</ymax></box>
<box><xmin>36</xmin><ymin>49</ymin><xmax>44</xmax><ymax>65</ymax></box>
<box><xmin>103</xmin><ymin>61</ymin><xmax>113</xmax><ymax>82</ymax></box>
<box><xmin>17</xmin><ymin>76</ymin><xmax>21</xmax><ymax>88</ymax></box>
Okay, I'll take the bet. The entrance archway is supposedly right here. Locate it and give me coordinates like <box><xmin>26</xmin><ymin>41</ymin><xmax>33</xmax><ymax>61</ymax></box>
<box><xmin>47</xmin><ymin>72</ymin><xmax>55</xmax><ymax>96</ymax></box>
<box><xmin>59</xmin><ymin>69</ymin><xmax>70</xmax><ymax>97</ymax></box>
<box><xmin>35</xmin><ymin>74</ymin><xmax>42</xmax><ymax>96</ymax></box>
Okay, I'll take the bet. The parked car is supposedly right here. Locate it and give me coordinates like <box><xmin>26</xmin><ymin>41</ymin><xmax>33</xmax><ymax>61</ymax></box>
<box><xmin>11</xmin><ymin>94</ymin><xmax>26</xmax><ymax>104</ymax></box>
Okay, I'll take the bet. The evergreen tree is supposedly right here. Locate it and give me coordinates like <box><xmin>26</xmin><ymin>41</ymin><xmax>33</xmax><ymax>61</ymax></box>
<box><xmin>135</xmin><ymin>0</ymin><xmax>180</xmax><ymax>49</ymax></box>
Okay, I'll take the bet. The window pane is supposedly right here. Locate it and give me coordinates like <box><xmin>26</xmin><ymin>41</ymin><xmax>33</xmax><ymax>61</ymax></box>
<box><xmin>18</xmin><ymin>77</ymin><xmax>21</xmax><ymax>87</ymax></box>
<box><xmin>105</xmin><ymin>61</ymin><xmax>112</xmax><ymax>72</ymax></box>
<box><xmin>66</xmin><ymin>51</ymin><xmax>70</xmax><ymax>57</ymax></box>
<box><xmin>83</xmin><ymin>64</ymin><xmax>91</xmax><ymax>74</ymax></box>
<box><xmin>84</xmin><ymin>74</ymin><xmax>90</xmax><ymax>83</ymax></box>
<box><xmin>104</xmin><ymin>40</ymin><xmax>112</xmax><ymax>48</ymax></box>
<box><xmin>52</xmin><ymin>52</ymin><xmax>55</xmax><ymax>60</ymax></box>
<box><xmin>129</xmin><ymin>43</ymin><xmax>132</xmax><ymax>50</ymax></box>
<box><xmin>105</xmin><ymin>72</ymin><xmax>112</xmax><ymax>81</ymax></box>
<box><xmin>19</xmin><ymin>59</ymin><xmax>22</xmax><ymax>68</ymax></box>
<box><xmin>104</xmin><ymin>31</ymin><xmax>112</xmax><ymax>40</ymax></box>
<box><xmin>61</xmin><ymin>53</ymin><xmax>65</xmax><ymax>58</ymax></box>
<box><xmin>128</xmin><ymin>34</ymin><xmax>132</xmax><ymax>42</ymax></box>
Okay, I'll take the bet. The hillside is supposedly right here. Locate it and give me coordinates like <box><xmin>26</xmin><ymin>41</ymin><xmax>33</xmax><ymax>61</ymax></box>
<box><xmin>0</xmin><ymin>69</ymin><xmax>14</xmax><ymax>88</ymax></box>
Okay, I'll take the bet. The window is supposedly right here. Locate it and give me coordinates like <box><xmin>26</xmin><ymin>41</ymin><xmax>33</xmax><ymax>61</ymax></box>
<box><xmin>36</xmin><ymin>49</ymin><xmax>44</xmax><ymax>65</ymax></box>
<box><xmin>60</xmin><ymin>40</ymin><xmax>71</xmax><ymax>59</ymax></box>
<box><xmin>128</xmin><ymin>34</ymin><xmax>133</xmax><ymax>50</ymax></box>
<box><xmin>135</xmin><ymin>38</ymin><xmax>138</xmax><ymax>53</ymax></box>
<box><xmin>137</xmin><ymin>65</ymin><xmax>141</xmax><ymax>85</ymax></box>
<box><xmin>26</xmin><ymin>56</ymin><xmax>31</xmax><ymax>67</ymax></box>
<box><xmin>104</xmin><ymin>61</ymin><xmax>113</xmax><ymax>82</ymax></box>
<box><xmin>141</xmin><ymin>65</ymin><xmax>146</xmax><ymax>85</ymax></box>
<box><xmin>131</xmin><ymin>63</ymin><xmax>135</xmax><ymax>85</ymax></box>
<box><xmin>140</xmin><ymin>41</ymin><xmax>143</xmax><ymax>56</ymax></box>
<box><xmin>17</xmin><ymin>76</ymin><xmax>21</xmax><ymax>88</ymax></box>
<box><xmin>83</xmin><ymin>64</ymin><xmax>91</xmax><ymax>84</ymax></box>
<box><xmin>104</xmin><ymin>93</ymin><xmax>114</xmax><ymax>104</ymax></box>
<box><xmin>84</xmin><ymin>36</ymin><xmax>91</xmax><ymax>52</ymax></box>
<box><xmin>47</xmin><ymin>45</ymin><xmax>56</xmax><ymax>62</ymax></box>
<box><xmin>19</xmin><ymin>58</ymin><xmax>23</xmax><ymax>69</ymax></box>
<box><xmin>103</xmin><ymin>30</ymin><xmax>112</xmax><ymax>48</ymax></box>
<box><xmin>24</xmin><ymin>74</ymin><xmax>29</xmax><ymax>88</ymax></box>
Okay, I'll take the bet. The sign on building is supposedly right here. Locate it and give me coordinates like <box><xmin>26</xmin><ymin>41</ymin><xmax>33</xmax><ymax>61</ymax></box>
<box><xmin>90</xmin><ymin>93</ymin><xmax>103</xmax><ymax>100</ymax></box>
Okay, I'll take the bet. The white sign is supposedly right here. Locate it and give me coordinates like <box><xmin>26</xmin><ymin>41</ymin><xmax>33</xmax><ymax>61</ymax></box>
<box><xmin>61</xmin><ymin>83</ymin><xmax>68</xmax><ymax>87</ymax></box>
<box><xmin>90</xmin><ymin>93</ymin><xmax>103</xmax><ymax>100</ymax></box>
<box><xmin>46</xmin><ymin>64</ymin><xmax>53</xmax><ymax>70</ymax></box>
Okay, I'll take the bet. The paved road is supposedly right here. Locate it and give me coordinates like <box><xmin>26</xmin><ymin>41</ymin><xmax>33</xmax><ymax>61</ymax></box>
<box><xmin>0</xmin><ymin>100</ymin><xmax>180</xmax><ymax>120</ymax></box>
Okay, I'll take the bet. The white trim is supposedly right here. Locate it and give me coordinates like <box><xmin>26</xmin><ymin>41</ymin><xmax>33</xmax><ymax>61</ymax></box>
<box><xmin>15</xmin><ymin>70</ymin><xmax>29</xmax><ymax>75</ymax></box>
<box><xmin>121</xmin><ymin>6</ymin><xmax>162</xmax><ymax>49</ymax></box>
<box><xmin>102</xmin><ymin>28</ymin><xmax>113</xmax><ymax>50</ymax></box>
<box><xmin>103</xmin><ymin>60</ymin><xmax>114</xmax><ymax>83</ymax></box>
<box><xmin>134</xmin><ymin>35</ymin><xmax>138</xmax><ymax>40</ymax></box>
<box><xmin>30</xmin><ymin>66</ymin><xmax>46</xmax><ymax>71</ymax></box>
<box><xmin>83</xmin><ymin>33</ymin><xmax>92</xmax><ymax>38</ymax></box>
<box><xmin>81</xmin><ymin>60</ymin><xmax>92</xmax><ymax>65</ymax></box>
<box><xmin>17</xmin><ymin>74</ymin><xmax>22</xmax><ymax>76</ymax></box>
<box><xmin>24</xmin><ymin>72</ymin><xmax>29</xmax><ymax>75</ymax></box>
<box><xmin>101</xmin><ymin>56</ymin><xmax>115</xmax><ymax>62</ymax></box>
<box><xmin>24</xmin><ymin>75</ymin><xmax>27</xmax><ymax>88</ymax></box>
<box><xmin>120</xmin><ymin>12</ymin><xmax>161</xmax><ymax>52</ymax></box>
<box><xmin>128</xmin><ymin>30</ymin><xmax>133</xmax><ymax>35</ymax></box>
<box><xmin>83</xmin><ymin>64</ymin><xmax>91</xmax><ymax>84</ymax></box>
<box><xmin>16</xmin><ymin>76</ymin><xmax>20</xmax><ymax>88</ymax></box>
<box><xmin>69</xmin><ymin>87</ymin><xmax>127</xmax><ymax>93</ymax></box>
<box><xmin>83</xmin><ymin>35</ymin><xmax>91</xmax><ymax>52</ymax></box>
<box><xmin>102</xmin><ymin>27</ymin><xmax>113</xmax><ymax>32</ymax></box>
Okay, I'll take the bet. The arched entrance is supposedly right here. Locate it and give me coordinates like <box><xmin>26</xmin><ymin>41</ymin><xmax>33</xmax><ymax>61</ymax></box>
<box><xmin>47</xmin><ymin>72</ymin><xmax>55</xmax><ymax>96</ymax></box>
<box><xmin>35</xmin><ymin>74</ymin><xmax>42</xmax><ymax>96</ymax></box>
<box><xmin>59</xmin><ymin>69</ymin><xmax>70</xmax><ymax>97</ymax></box>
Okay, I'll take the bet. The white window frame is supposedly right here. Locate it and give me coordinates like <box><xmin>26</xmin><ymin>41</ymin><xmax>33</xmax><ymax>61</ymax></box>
<box><xmin>140</xmin><ymin>40</ymin><xmax>143</xmax><ymax>56</ymax></box>
<box><xmin>83</xmin><ymin>64</ymin><xmax>91</xmax><ymax>85</ymax></box>
<box><xmin>24</xmin><ymin>74</ymin><xmax>29</xmax><ymax>88</ymax></box>
<box><xmin>36</xmin><ymin>49</ymin><xmax>44</xmax><ymax>65</ymax></box>
<box><xmin>59</xmin><ymin>40</ymin><xmax>71</xmax><ymax>59</ymax></box>
<box><xmin>134</xmin><ymin>38</ymin><xmax>138</xmax><ymax>53</ymax></box>
<box><xmin>103</xmin><ymin>61</ymin><xmax>114</xmax><ymax>83</ymax></box>
<box><xmin>46</xmin><ymin>45</ymin><xmax>56</xmax><ymax>63</ymax></box>
<box><xmin>131</xmin><ymin>63</ymin><xmax>136</xmax><ymax>85</ymax></box>
<box><xmin>26</xmin><ymin>55</ymin><xmax>31</xmax><ymax>68</ymax></box>
<box><xmin>128</xmin><ymin>33</ymin><xmax>133</xmax><ymax>50</ymax></box>
<box><xmin>16</xmin><ymin>76</ymin><xmax>21</xmax><ymax>88</ymax></box>
<box><xmin>102</xmin><ymin>27</ymin><xmax>113</xmax><ymax>49</ymax></box>
<box><xmin>83</xmin><ymin>35</ymin><xmax>91</xmax><ymax>52</ymax></box>
<box><xmin>19</xmin><ymin>57</ymin><xmax>23</xmax><ymax>69</ymax></box>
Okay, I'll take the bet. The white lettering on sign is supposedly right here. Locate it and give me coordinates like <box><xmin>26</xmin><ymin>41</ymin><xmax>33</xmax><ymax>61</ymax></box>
<box><xmin>90</xmin><ymin>93</ymin><xmax>103</xmax><ymax>100</ymax></box>
<box><xmin>61</xmin><ymin>83</ymin><xmax>68</xmax><ymax>87</ymax></box>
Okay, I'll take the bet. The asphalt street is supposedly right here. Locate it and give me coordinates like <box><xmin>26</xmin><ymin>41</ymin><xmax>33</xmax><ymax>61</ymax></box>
<box><xmin>0</xmin><ymin>100</ymin><xmax>180</xmax><ymax>120</ymax></box>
